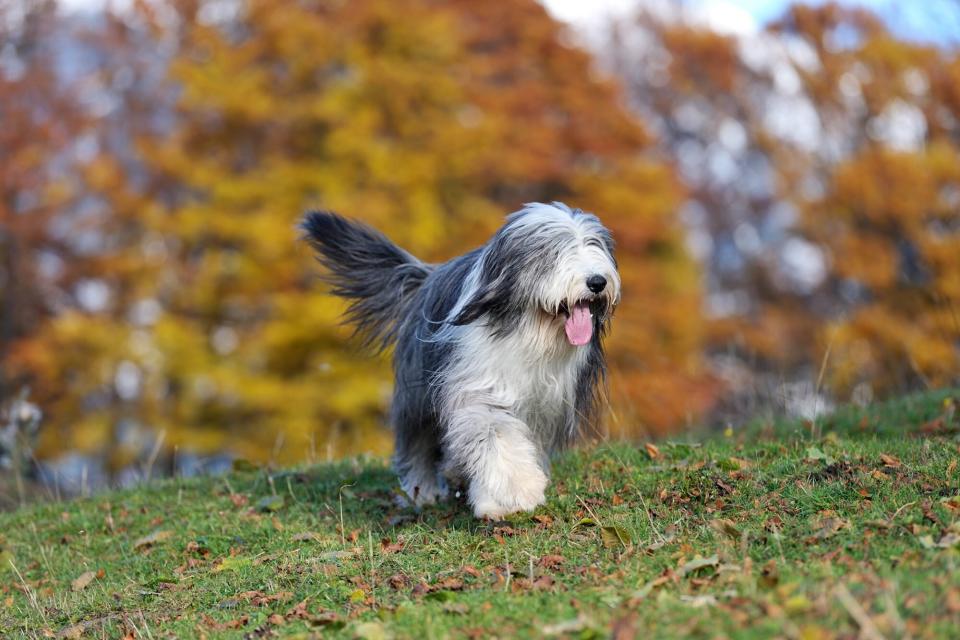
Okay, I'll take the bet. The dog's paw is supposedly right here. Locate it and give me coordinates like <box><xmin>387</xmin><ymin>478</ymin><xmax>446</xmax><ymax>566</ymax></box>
<box><xmin>396</xmin><ymin>475</ymin><xmax>449</xmax><ymax>509</ymax></box>
<box><xmin>471</xmin><ymin>467</ymin><xmax>547</xmax><ymax>519</ymax></box>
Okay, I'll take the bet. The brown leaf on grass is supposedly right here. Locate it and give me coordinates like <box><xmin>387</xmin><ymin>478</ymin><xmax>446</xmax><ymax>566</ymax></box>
<box><xmin>461</xmin><ymin>564</ymin><xmax>482</xmax><ymax>578</ymax></box>
<box><xmin>532</xmin><ymin>514</ymin><xmax>554</xmax><ymax>527</ymax></box>
<box><xmin>645</xmin><ymin>443</ymin><xmax>661</xmax><ymax>459</ymax></box>
<box><xmin>538</xmin><ymin>554</ymin><xmax>564</xmax><ymax>570</ymax></box>
<box><xmin>435</xmin><ymin>577</ymin><xmax>465</xmax><ymax>591</ymax></box>
<box><xmin>677</xmin><ymin>555</ymin><xmax>719</xmax><ymax>577</ymax></box>
<box><xmin>880</xmin><ymin>454</ymin><xmax>901</xmax><ymax>468</ymax></box>
<box><xmin>380</xmin><ymin>537</ymin><xmax>404</xmax><ymax>554</ymax></box>
<box><xmin>631</xmin><ymin>574</ymin><xmax>671</xmax><ymax>600</ymax></box>
<box><xmin>387</xmin><ymin>574</ymin><xmax>410</xmax><ymax>590</ymax></box>
<box><xmin>228</xmin><ymin>493</ymin><xmax>248</xmax><ymax>508</ymax></box>
<box><xmin>285</xmin><ymin>600</ymin><xmax>310</xmax><ymax>619</ymax></box>
<box><xmin>56</xmin><ymin>623</ymin><xmax>85</xmax><ymax>639</ymax></box>
<box><xmin>809</xmin><ymin>516</ymin><xmax>850</xmax><ymax>541</ymax></box>
<box><xmin>201</xmin><ymin>614</ymin><xmax>250</xmax><ymax>631</ymax></box>
<box><xmin>710</xmin><ymin>518</ymin><xmax>741</xmax><ymax>540</ymax></box>
<box><xmin>267</xmin><ymin>613</ymin><xmax>285</xmax><ymax>626</ymax></box>
<box><xmin>133</xmin><ymin>530</ymin><xmax>172</xmax><ymax>551</ymax></box>
<box><xmin>71</xmin><ymin>571</ymin><xmax>97</xmax><ymax>592</ymax></box>
<box><xmin>292</xmin><ymin>532</ymin><xmax>323</xmax><ymax>543</ymax></box>
<box><xmin>237</xmin><ymin>590</ymin><xmax>293</xmax><ymax>606</ymax></box>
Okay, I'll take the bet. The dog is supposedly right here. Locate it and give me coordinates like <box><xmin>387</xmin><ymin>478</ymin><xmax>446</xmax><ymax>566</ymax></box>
<box><xmin>302</xmin><ymin>202</ymin><xmax>620</xmax><ymax>518</ymax></box>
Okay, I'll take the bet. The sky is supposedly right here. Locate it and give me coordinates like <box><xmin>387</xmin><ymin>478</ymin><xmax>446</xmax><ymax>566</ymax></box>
<box><xmin>541</xmin><ymin>0</ymin><xmax>959</xmax><ymax>46</ymax></box>
<box><xmin>57</xmin><ymin>0</ymin><xmax>959</xmax><ymax>45</ymax></box>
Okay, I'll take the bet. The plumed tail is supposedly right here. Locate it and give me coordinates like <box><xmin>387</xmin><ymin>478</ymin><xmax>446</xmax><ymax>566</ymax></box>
<box><xmin>302</xmin><ymin>210</ymin><xmax>431</xmax><ymax>351</ymax></box>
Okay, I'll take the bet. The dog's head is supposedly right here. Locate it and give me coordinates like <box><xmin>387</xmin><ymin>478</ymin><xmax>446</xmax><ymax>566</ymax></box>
<box><xmin>452</xmin><ymin>202</ymin><xmax>620</xmax><ymax>346</ymax></box>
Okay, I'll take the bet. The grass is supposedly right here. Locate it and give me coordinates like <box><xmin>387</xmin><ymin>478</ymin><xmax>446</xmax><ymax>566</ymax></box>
<box><xmin>2</xmin><ymin>389</ymin><xmax>960</xmax><ymax>639</ymax></box>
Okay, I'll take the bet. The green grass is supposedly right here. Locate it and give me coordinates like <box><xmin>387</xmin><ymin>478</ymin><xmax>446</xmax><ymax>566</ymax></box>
<box><xmin>2</xmin><ymin>389</ymin><xmax>960</xmax><ymax>639</ymax></box>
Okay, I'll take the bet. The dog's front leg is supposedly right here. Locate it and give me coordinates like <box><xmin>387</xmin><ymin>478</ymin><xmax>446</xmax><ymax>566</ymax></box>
<box><xmin>443</xmin><ymin>403</ymin><xmax>548</xmax><ymax>519</ymax></box>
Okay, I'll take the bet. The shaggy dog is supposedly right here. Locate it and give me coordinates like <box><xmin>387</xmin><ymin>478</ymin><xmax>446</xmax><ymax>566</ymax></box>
<box><xmin>302</xmin><ymin>202</ymin><xmax>620</xmax><ymax>518</ymax></box>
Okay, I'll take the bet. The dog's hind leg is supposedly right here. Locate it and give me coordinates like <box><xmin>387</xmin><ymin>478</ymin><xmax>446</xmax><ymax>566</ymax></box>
<box><xmin>392</xmin><ymin>399</ymin><xmax>448</xmax><ymax>507</ymax></box>
<box><xmin>393</xmin><ymin>435</ymin><xmax>447</xmax><ymax>507</ymax></box>
<box><xmin>442</xmin><ymin>402</ymin><xmax>548</xmax><ymax>519</ymax></box>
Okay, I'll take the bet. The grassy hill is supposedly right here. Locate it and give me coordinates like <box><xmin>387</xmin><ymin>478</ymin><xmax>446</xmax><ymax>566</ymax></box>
<box><xmin>2</xmin><ymin>389</ymin><xmax>960</xmax><ymax>639</ymax></box>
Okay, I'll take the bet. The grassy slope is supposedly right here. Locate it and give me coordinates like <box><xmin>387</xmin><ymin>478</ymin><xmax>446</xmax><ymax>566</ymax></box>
<box><xmin>2</xmin><ymin>389</ymin><xmax>960</xmax><ymax>639</ymax></box>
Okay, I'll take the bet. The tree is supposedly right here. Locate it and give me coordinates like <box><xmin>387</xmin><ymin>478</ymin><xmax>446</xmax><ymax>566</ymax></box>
<box><xmin>608</xmin><ymin>2</ymin><xmax>960</xmax><ymax>409</ymax></box>
<box><xmin>11</xmin><ymin>0</ymin><xmax>710</xmax><ymax>469</ymax></box>
<box><xmin>0</xmin><ymin>1</ymin><xmax>87</xmax><ymax>405</ymax></box>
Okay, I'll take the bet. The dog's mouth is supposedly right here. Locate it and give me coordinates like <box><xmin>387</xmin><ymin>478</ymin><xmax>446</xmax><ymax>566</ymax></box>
<box><xmin>557</xmin><ymin>297</ymin><xmax>607</xmax><ymax>347</ymax></box>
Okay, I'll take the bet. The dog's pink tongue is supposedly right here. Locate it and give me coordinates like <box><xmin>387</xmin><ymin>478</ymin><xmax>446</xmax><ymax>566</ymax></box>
<box><xmin>564</xmin><ymin>302</ymin><xmax>593</xmax><ymax>346</ymax></box>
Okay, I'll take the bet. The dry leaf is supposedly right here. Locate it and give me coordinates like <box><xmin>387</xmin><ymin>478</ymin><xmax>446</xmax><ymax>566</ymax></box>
<box><xmin>645</xmin><ymin>443</ymin><xmax>661</xmax><ymax>459</ymax></box>
<box><xmin>133</xmin><ymin>530</ymin><xmax>172</xmax><ymax>550</ymax></box>
<box><xmin>71</xmin><ymin>571</ymin><xmax>97</xmax><ymax>592</ymax></box>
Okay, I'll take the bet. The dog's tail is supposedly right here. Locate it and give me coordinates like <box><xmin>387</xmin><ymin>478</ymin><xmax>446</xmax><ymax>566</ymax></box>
<box><xmin>301</xmin><ymin>210</ymin><xmax>432</xmax><ymax>351</ymax></box>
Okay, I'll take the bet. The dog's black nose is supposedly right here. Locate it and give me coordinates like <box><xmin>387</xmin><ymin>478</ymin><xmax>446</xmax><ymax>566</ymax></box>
<box><xmin>586</xmin><ymin>275</ymin><xmax>607</xmax><ymax>293</ymax></box>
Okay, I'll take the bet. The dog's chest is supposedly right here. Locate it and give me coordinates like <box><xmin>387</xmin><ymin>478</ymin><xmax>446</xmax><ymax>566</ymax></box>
<box><xmin>457</xmin><ymin>323</ymin><xmax>587</xmax><ymax>432</ymax></box>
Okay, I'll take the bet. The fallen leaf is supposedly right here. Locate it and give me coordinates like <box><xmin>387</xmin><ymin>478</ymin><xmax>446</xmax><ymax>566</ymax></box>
<box><xmin>600</xmin><ymin>526</ymin><xmax>632</xmax><ymax>549</ymax></box>
<box><xmin>56</xmin><ymin>624</ymin><xmax>85</xmax><ymax>639</ymax></box>
<box><xmin>919</xmin><ymin>533</ymin><xmax>960</xmax><ymax>549</ymax></box>
<box><xmin>292</xmin><ymin>532</ymin><xmax>324</xmax><ymax>543</ymax></box>
<box><xmin>880</xmin><ymin>453</ymin><xmax>901</xmax><ymax>468</ymax></box>
<box><xmin>710</xmin><ymin>518</ymin><xmax>741</xmax><ymax>540</ymax></box>
<box><xmin>805</xmin><ymin>447</ymin><xmax>835</xmax><ymax>465</ymax></box>
<box><xmin>532</xmin><ymin>514</ymin><xmax>554</xmax><ymax>527</ymax></box>
<box><xmin>678</xmin><ymin>555</ymin><xmax>719</xmax><ymax>577</ymax></box>
<box><xmin>632</xmin><ymin>575</ymin><xmax>670</xmax><ymax>599</ymax></box>
<box><xmin>645</xmin><ymin>443</ymin><xmax>661</xmax><ymax>459</ymax></box>
<box><xmin>256</xmin><ymin>495</ymin><xmax>285</xmax><ymax>513</ymax></box>
<box><xmin>538</xmin><ymin>554</ymin><xmax>564</xmax><ymax>570</ymax></box>
<box><xmin>133</xmin><ymin>530</ymin><xmax>172</xmax><ymax>551</ymax></box>
<box><xmin>71</xmin><ymin>571</ymin><xmax>97</xmax><ymax>592</ymax></box>
<box><xmin>213</xmin><ymin>556</ymin><xmax>252</xmax><ymax>573</ymax></box>
<box><xmin>237</xmin><ymin>590</ymin><xmax>293</xmax><ymax>606</ymax></box>
<box><xmin>810</xmin><ymin>516</ymin><xmax>850</xmax><ymax>541</ymax></box>
<box><xmin>348</xmin><ymin>588</ymin><xmax>366</xmax><ymax>603</ymax></box>
<box><xmin>380</xmin><ymin>537</ymin><xmax>404</xmax><ymax>554</ymax></box>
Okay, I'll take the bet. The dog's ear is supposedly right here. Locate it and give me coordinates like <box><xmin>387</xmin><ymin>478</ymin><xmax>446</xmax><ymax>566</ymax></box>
<box><xmin>450</xmin><ymin>281</ymin><xmax>501</xmax><ymax>326</ymax></box>
<box><xmin>450</xmin><ymin>237</ymin><xmax>518</xmax><ymax>326</ymax></box>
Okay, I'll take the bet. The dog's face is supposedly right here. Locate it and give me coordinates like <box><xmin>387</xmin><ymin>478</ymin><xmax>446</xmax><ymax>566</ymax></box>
<box><xmin>452</xmin><ymin>202</ymin><xmax>620</xmax><ymax>346</ymax></box>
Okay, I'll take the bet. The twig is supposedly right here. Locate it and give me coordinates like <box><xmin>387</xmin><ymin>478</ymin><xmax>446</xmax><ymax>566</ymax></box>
<box><xmin>142</xmin><ymin>429</ymin><xmax>166</xmax><ymax>484</ymax></box>
<box><xmin>636</xmin><ymin>490</ymin><xmax>665</xmax><ymax>544</ymax></box>
<box><xmin>834</xmin><ymin>583</ymin><xmax>886</xmax><ymax>640</ymax></box>
<box><xmin>576</xmin><ymin>495</ymin><xmax>603</xmax><ymax>527</ymax></box>
<box><xmin>811</xmin><ymin>340</ymin><xmax>833</xmax><ymax>439</ymax></box>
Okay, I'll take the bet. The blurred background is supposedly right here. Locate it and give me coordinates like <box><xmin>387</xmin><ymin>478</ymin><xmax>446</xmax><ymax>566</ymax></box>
<box><xmin>1</xmin><ymin>0</ymin><xmax>958</xmax><ymax>503</ymax></box>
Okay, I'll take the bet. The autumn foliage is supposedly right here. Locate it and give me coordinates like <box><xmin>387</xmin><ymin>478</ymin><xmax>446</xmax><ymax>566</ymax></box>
<box><xmin>2</xmin><ymin>0</ymin><xmax>958</xmax><ymax>469</ymax></box>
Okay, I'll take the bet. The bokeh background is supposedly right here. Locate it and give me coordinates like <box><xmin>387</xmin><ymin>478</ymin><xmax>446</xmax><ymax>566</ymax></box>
<box><xmin>1</xmin><ymin>0</ymin><xmax>958</xmax><ymax>497</ymax></box>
